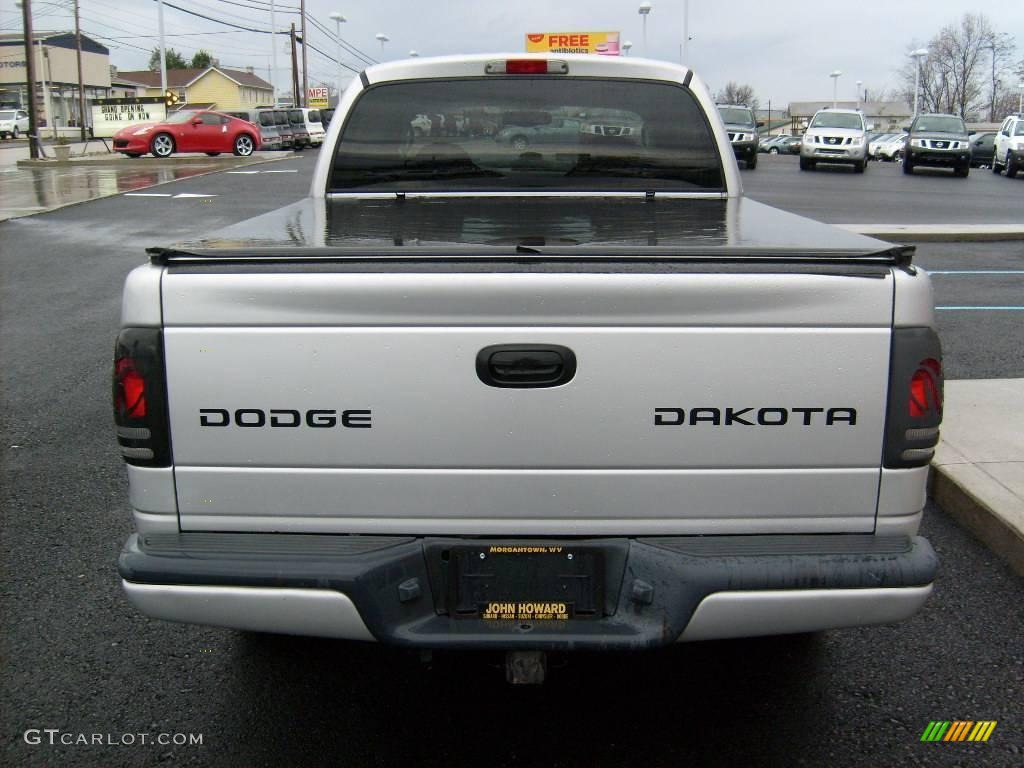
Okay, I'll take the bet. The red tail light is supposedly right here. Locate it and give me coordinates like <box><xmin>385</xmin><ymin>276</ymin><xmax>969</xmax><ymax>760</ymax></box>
<box><xmin>113</xmin><ymin>329</ymin><xmax>171</xmax><ymax>466</ymax></box>
<box><xmin>115</xmin><ymin>358</ymin><xmax>147</xmax><ymax>419</ymax></box>
<box><xmin>884</xmin><ymin>329</ymin><xmax>943</xmax><ymax>469</ymax></box>
<box><xmin>909</xmin><ymin>359</ymin><xmax>942</xmax><ymax>418</ymax></box>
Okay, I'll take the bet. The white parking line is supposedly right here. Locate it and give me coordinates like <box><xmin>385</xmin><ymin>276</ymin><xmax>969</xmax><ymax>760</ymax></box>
<box><xmin>124</xmin><ymin>193</ymin><xmax>173</xmax><ymax>197</ymax></box>
<box><xmin>262</xmin><ymin>169</ymin><xmax>298</xmax><ymax>173</ymax></box>
<box><xmin>172</xmin><ymin>193</ymin><xmax>217</xmax><ymax>198</ymax></box>
<box><xmin>225</xmin><ymin>171</ymin><xmax>261</xmax><ymax>174</ymax></box>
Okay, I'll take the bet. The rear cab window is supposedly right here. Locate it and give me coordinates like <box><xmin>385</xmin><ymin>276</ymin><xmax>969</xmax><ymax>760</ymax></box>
<box><xmin>329</xmin><ymin>77</ymin><xmax>724</xmax><ymax>193</ymax></box>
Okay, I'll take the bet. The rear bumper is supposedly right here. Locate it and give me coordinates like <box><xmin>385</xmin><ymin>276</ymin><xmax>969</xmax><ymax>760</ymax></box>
<box><xmin>118</xmin><ymin>532</ymin><xmax>937</xmax><ymax>649</ymax></box>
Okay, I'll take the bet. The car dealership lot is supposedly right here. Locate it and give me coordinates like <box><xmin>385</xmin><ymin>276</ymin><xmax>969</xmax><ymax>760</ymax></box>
<box><xmin>1</xmin><ymin>151</ymin><xmax>1021</xmax><ymax>767</ymax></box>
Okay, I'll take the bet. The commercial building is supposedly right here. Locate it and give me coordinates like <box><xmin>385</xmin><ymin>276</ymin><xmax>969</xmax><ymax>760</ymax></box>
<box><xmin>0</xmin><ymin>31</ymin><xmax>111</xmax><ymax>128</ymax></box>
<box><xmin>113</xmin><ymin>67</ymin><xmax>274</xmax><ymax>112</ymax></box>
<box><xmin>788</xmin><ymin>100</ymin><xmax>912</xmax><ymax>133</ymax></box>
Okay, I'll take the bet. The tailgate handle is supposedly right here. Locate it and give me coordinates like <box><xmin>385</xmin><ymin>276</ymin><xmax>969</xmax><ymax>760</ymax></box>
<box><xmin>476</xmin><ymin>345</ymin><xmax>577</xmax><ymax>388</ymax></box>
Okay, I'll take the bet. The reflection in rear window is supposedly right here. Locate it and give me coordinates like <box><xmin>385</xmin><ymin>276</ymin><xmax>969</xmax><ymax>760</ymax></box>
<box><xmin>308</xmin><ymin>110</ymin><xmax>321</xmax><ymax>123</ymax></box>
<box><xmin>289</xmin><ymin>110</ymin><xmax>304</xmax><ymax>124</ymax></box>
<box><xmin>258</xmin><ymin>112</ymin><xmax>275</xmax><ymax>127</ymax></box>
<box><xmin>329</xmin><ymin>77</ymin><xmax>723</xmax><ymax>193</ymax></box>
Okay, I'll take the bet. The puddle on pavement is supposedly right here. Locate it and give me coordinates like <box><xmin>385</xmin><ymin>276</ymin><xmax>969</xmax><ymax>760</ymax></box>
<box><xmin>0</xmin><ymin>165</ymin><xmax>223</xmax><ymax>215</ymax></box>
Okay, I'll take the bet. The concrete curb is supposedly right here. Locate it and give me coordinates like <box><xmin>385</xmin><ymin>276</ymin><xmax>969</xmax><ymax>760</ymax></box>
<box><xmin>839</xmin><ymin>224</ymin><xmax>1024</xmax><ymax>242</ymax></box>
<box><xmin>0</xmin><ymin>154</ymin><xmax>290</xmax><ymax>223</ymax></box>
<box><xmin>16</xmin><ymin>152</ymin><xmax>293</xmax><ymax>169</ymax></box>
<box><xmin>929</xmin><ymin>465</ymin><xmax>1024</xmax><ymax>578</ymax></box>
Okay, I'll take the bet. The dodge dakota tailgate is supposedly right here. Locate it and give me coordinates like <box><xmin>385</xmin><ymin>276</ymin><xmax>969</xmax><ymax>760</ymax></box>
<box><xmin>159</xmin><ymin>263</ymin><xmax>895</xmax><ymax>535</ymax></box>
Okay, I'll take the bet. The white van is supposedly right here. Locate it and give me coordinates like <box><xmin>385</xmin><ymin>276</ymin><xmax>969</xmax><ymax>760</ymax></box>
<box><xmin>299</xmin><ymin>107</ymin><xmax>326</xmax><ymax>147</ymax></box>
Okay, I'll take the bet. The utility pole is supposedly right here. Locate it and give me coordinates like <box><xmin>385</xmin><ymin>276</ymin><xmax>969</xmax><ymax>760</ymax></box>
<box><xmin>158</xmin><ymin>0</ymin><xmax>167</xmax><ymax>97</ymax></box>
<box><xmin>290</xmin><ymin>23</ymin><xmax>299</xmax><ymax>108</ymax></box>
<box><xmin>73</xmin><ymin>0</ymin><xmax>86</xmax><ymax>140</ymax></box>
<box><xmin>299</xmin><ymin>0</ymin><xmax>308</xmax><ymax>107</ymax></box>
<box><xmin>19</xmin><ymin>0</ymin><xmax>39</xmax><ymax>158</ymax></box>
<box><xmin>269</xmin><ymin>0</ymin><xmax>278</xmax><ymax>105</ymax></box>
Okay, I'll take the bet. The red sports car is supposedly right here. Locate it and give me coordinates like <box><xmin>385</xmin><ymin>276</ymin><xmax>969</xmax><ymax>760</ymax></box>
<box><xmin>113</xmin><ymin>109</ymin><xmax>261</xmax><ymax>158</ymax></box>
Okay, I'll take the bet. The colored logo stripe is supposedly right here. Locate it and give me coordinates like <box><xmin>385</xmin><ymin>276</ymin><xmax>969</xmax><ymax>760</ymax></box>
<box><xmin>921</xmin><ymin>721</ymin><xmax>997</xmax><ymax>742</ymax></box>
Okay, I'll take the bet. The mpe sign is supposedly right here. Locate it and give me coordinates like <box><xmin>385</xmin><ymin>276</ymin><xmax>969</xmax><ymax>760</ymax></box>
<box><xmin>91</xmin><ymin>97</ymin><xmax>167</xmax><ymax>138</ymax></box>
<box><xmin>307</xmin><ymin>87</ymin><xmax>328</xmax><ymax>109</ymax></box>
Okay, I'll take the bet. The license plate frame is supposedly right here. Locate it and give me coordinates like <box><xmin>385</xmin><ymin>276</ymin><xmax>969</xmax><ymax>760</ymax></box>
<box><xmin>449</xmin><ymin>544</ymin><xmax>604</xmax><ymax>622</ymax></box>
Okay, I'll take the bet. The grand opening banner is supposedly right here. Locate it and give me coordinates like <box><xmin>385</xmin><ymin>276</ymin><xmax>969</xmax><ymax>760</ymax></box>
<box><xmin>525</xmin><ymin>32</ymin><xmax>621</xmax><ymax>56</ymax></box>
<box><xmin>91</xmin><ymin>97</ymin><xmax>167</xmax><ymax>138</ymax></box>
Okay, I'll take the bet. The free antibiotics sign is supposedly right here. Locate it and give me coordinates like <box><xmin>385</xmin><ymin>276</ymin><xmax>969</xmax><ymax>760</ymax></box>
<box><xmin>525</xmin><ymin>32</ymin><xmax>621</xmax><ymax>56</ymax></box>
<box><xmin>90</xmin><ymin>97</ymin><xmax>167</xmax><ymax>138</ymax></box>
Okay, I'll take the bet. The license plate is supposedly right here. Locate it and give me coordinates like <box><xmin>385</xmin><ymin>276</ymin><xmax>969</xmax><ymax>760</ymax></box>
<box><xmin>450</xmin><ymin>544</ymin><xmax>603</xmax><ymax>621</ymax></box>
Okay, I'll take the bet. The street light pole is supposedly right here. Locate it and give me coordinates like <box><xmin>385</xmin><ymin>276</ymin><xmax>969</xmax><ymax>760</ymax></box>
<box><xmin>1018</xmin><ymin>82</ymin><xmax>1023</xmax><ymax>114</ymax></box>
<box><xmin>375</xmin><ymin>33</ymin><xmax>389</xmax><ymax>55</ymax></box>
<box><xmin>328</xmin><ymin>12</ymin><xmax>345</xmax><ymax>107</ymax></box>
<box><xmin>856</xmin><ymin>79</ymin><xmax>862</xmax><ymax>111</ymax></box>
<box><xmin>300</xmin><ymin>0</ymin><xmax>308</xmax><ymax>107</ymax></box>
<box><xmin>18</xmin><ymin>0</ymin><xmax>39</xmax><ymax>158</ymax></box>
<box><xmin>622</xmin><ymin>41</ymin><xmax>632</xmax><ymax>57</ymax></box>
<box><xmin>682</xmin><ymin>0</ymin><xmax>689</xmax><ymax>64</ymax></box>
<box><xmin>829</xmin><ymin>70</ymin><xmax>841</xmax><ymax>109</ymax></box>
<box><xmin>638</xmin><ymin>2</ymin><xmax>651</xmax><ymax>57</ymax></box>
<box><xmin>269</xmin><ymin>0</ymin><xmax>278</xmax><ymax>105</ymax></box>
<box><xmin>909</xmin><ymin>49</ymin><xmax>928</xmax><ymax>117</ymax></box>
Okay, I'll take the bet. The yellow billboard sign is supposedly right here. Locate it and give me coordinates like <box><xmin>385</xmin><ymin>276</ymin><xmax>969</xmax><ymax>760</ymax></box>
<box><xmin>525</xmin><ymin>31</ymin><xmax>621</xmax><ymax>56</ymax></box>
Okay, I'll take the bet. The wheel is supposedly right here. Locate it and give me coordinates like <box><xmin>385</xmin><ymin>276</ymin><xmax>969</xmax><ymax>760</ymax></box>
<box><xmin>205</xmin><ymin>152</ymin><xmax>221</xmax><ymax>157</ymax></box>
<box><xmin>746</xmin><ymin>154</ymin><xmax>757</xmax><ymax>170</ymax></box>
<box><xmin>769</xmin><ymin>147</ymin><xmax>779</xmax><ymax>155</ymax></box>
<box><xmin>510</xmin><ymin>135</ymin><xmax>529</xmax><ymax>151</ymax></box>
<box><xmin>150</xmin><ymin>133</ymin><xmax>175</xmax><ymax>158</ymax></box>
<box><xmin>126</xmin><ymin>153</ymin><xmax>142</xmax><ymax>158</ymax></box>
<box><xmin>1007</xmin><ymin>152</ymin><xmax>1019</xmax><ymax>179</ymax></box>
<box><xmin>992</xmin><ymin>153</ymin><xmax>1002</xmax><ymax>173</ymax></box>
<box><xmin>854</xmin><ymin>159</ymin><xmax>866</xmax><ymax>173</ymax></box>
<box><xmin>233</xmin><ymin>134</ymin><xmax>255</xmax><ymax>157</ymax></box>
<box><xmin>799</xmin><ymin>157</ymin><xmax>813</xmax><ymax>171</ymax></box>
<box><xmin>902</xmin><ymin>159</ymin><xmax>914</xmax><ymax>174</ymax></box>
<box><xmin>11</xmin><ymin>128</ymin><xmax>18</xmax><ymax>139</ymax></box>
<box><xmin>954</xmin><ymin>164</ymin><xmax>969</xmax><ymax>178</ymax></box>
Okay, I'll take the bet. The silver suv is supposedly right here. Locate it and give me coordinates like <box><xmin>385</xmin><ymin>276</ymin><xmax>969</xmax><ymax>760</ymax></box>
<box><xmin>800</xmin><ymin>108</ymin><xmax>868</xmax><ymax>173</ymax></box>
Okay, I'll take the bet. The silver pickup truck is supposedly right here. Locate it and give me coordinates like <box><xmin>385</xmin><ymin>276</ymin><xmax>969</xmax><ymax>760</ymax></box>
<box><xmin>114</xmin><ymin>55</ymin><xmax>941</xmax><ymax>678</ymax></box>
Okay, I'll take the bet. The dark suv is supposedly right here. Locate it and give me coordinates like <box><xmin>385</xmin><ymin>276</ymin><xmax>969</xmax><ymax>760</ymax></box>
<box><xmin>903</xmin><ymin>113</ymin><xmax>971</xmax><ymax>177</ymax></box>
<box><xmin>717</xmin><ymin>104</ymin><xmax>760</xmax><ymax>170</ymax></box>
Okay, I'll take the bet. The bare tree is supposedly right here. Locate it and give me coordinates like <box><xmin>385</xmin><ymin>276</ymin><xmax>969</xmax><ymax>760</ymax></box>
<box><xmin>715</xmin><ymin>82</ymin><xmax>758</xmax><ymax>110</ymax></box>
<box><xmin>897</xmin><ymin>13</ymin><xmax>997</xmax><ymax>119</ymax></box>
<box><xmin>983</xmin><ymin>32</ymin><xmax>1017</xmax><ymax>121</ymax></box>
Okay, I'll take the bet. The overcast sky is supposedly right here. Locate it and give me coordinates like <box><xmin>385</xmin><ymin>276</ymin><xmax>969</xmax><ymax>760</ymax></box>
<box><xmin>4</xmin><ymin>0</ymin><xmax>1023</xmax><ymax>106</ymax></box>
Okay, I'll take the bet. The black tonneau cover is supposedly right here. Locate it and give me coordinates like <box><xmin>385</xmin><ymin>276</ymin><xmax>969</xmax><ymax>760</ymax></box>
<box><xmin>150</xmin><ymin>196</ymin><xmax>913</xmax><ymax>267</ymax></box>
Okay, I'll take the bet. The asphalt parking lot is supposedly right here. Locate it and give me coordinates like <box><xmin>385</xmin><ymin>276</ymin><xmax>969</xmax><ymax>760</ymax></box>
<box><xmin>1</xmin><ymin>151</ymin><xmax>1022</xmax><ymax>767</ymax></box>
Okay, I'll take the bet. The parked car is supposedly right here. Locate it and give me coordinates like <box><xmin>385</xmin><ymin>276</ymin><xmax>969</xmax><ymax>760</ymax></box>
<box><xmin>495</xmin><ymin>114</ymin><xmax>583</xmax><ymax>150</ymax></box>
<box><xmin>270</xmin><ymin>109</ymin><xmax>295</xmax><ymax>149</ymax></box>
<box><xmin>992</xmin><ymin>114</ymin><xmax>1024</xmax><ymax>178</ymax></box>
<box><xmin>225</xmin><ymin>109</ymin><xmax>281</xmax><ymax>151</ymax></box>
<box><xmin>716</xmin><ymin>104</ymin><xmax>760</xmax><ymax>169</ymax></box>
<box><xmin>867</xmin><ymin>133</ymin><xmax>895</xmax><ymax>159</ymax></box>
<box><xmin>777</xmin><ymin>135</ymin><xmax>802</xmax><ymax>154</ymax></box>
<box><xmin>0</xmin><ymin>108</ymin><xmax>30</xmax><ymax>139</ymax></box>
<box><xmin>968</xmin><ymin>132</ymin><xmax>996</xmax><ymax>167</ymax></box>
<box><xmin>320</xmin><ymin>108</ymin><xmax>335</xmax><ymax>126</ymax></box>
<box><xmin>877</xmin><ymin>133</ymin><xmax>908</xmax><ymax>162</ymax></box>
<box><xmin>800</xmin><ymin>108</ymin><xmax>869</xmax><ymax>172</ymax></box>
<box><xmin>288</xmin><ymin>108</ymin><xmax>312</xmax><ymax>149</ymax></box>
<box><xmin>113</xmin><ymin>109</ymin><xmax>261</xmax><ymax>158</ymax></box>
<box><xmin>902</xmin><ymin>113</ymin><xmax>971</xmax><ymax>177</ymax></box>
<box><xmin>298</xmin><ymin>107</ymin><xmax>326</xmax><ymax>147</ymax></box>
<box><xmin>758</xmin><ymin>135</ymin><xmax>789</xmax><ymax>154</ymax></box>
